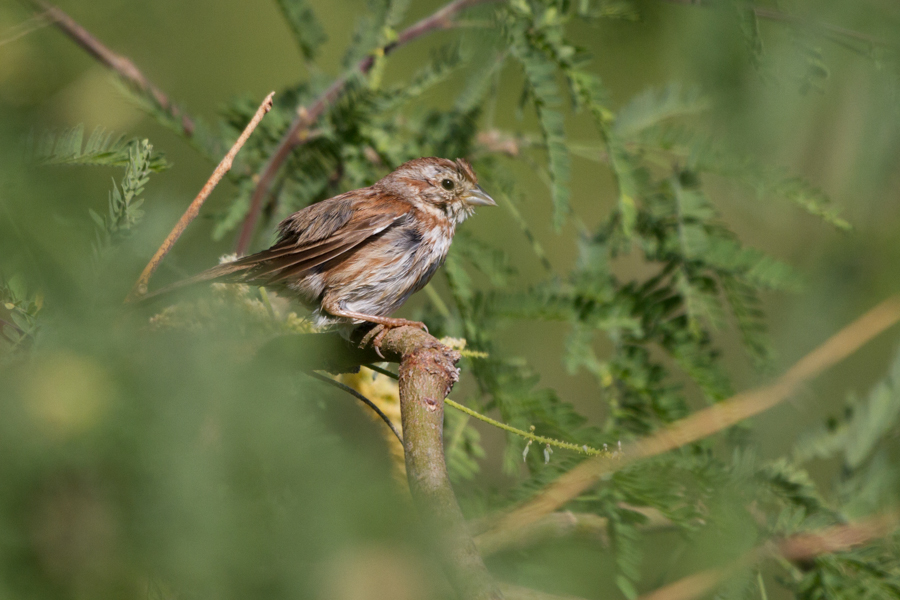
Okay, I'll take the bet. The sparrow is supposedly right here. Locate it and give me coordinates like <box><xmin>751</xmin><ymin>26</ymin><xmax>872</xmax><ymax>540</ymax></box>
<box><xmin>143</xmin><ymin>157</ymin><xmax>495</xmax><ymax>352</ymax></box>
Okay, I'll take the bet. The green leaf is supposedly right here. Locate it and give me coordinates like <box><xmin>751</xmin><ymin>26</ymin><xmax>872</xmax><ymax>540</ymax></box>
<box><xmin>795</xmin><ymin>345</ymin><xmax>900</xmax><ymax>469</ymax></box>
<box><xmin>642</xmin><ymin>125</ymin><xmax>851</xmax><ymax>230</ymax></box>
<box><xmin>273</xmin><ymin>0</ymin><xmax>327</xmax><ymax>60</ymax></box>
<box><xmin>613</xmin><ymin>84</ymin><xmax>710</xmax><ymax>139</ymax></box>
<box><xmin>451</xmin><ymin>231</ymin><xmax>516</xmax><ymax>288</ymax></box>
<box><xmin>513</xmin><ymin>44</ymin><xmax>570</xmax><ymax>229</ymax></box>
<box><xmin>616</xmin><ymin>575</ymin><xmax>638</xmax><ymax>600</ymax></box>
<box><xmin>380</xmin><ymin>45</ymin><xmax>464</xmax><ymax>111</ymax></box>
<box><xmin>35</xmin><ymin>125</ymin><xmax>170</xmax><ymax>172</ymax></box>
<box><xmin>6</xmin><ymin>274</ymin><xmax>26</xmax><ymax>301</ymax></box>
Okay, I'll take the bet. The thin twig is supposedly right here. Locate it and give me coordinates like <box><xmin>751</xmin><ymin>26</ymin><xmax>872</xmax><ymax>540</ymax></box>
<box><xmin>366</xmin><ymin>364</ymin><xmax>606</xmax><ymax>456</ymax></box>
<box><xmin>484</xmin><ymin>295</ymin><xmax>900</xmax><ymax>537</ymax></box>
<box><xmin>126</xmin><ymin>92</ymin><xmax>275</xmax><ymax>302</ymax></box>
<box><xmin>777</xmin><ymin>511</ymin><xmax>900</xmax><ymax>561</ymax></box>
<box><xmin>446</xmin><ymin>398</ymin><xmax>607</xmax><ymax>456</ymax></box>
<box><xmin>304</xmin><ymin>370</ymin><xmax>403</xmax><ymax>444</ymax></box>
<box><xmin>366</xmin><ymin>363</ymin><xmax>398</xmax><ymax>379</ymax></box>
<box><xmin>19</xmin><ymin>0</ymin><xmax>196</xmax><ymax>137</ymax></box>
<box><xmin>751</xmin><ymin>6</ymin><xmax>893</xmax><ymax>48</ymax></box>
<box><xmin>233</xmin><ymin>0</ymin><xmax>503</xmax><ymax>254</ymax></box>
<box><xmin>366</xmin><ymin>326</ymin><xmax>502</xmax><ymax>599</ymax></box>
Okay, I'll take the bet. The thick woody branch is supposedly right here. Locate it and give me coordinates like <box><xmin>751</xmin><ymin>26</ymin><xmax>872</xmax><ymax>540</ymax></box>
<box><xmin>256</xmin><ymin>327</ymin><xmax>503</xmax><ymax>599</ymax></box>
<box><xmin>20</xmin><ymin>0</ymin><xmax>196</xmax><ymax>137</ymax></box>
<box><xmin>374</xmin><ymin>327</ymin><xmax>503</xmax><ymax>599</ymax></box>
<box><xmin>234</xmin><ymin>0</ymin><xmax>503</xmax><ymax>254</ymax></box>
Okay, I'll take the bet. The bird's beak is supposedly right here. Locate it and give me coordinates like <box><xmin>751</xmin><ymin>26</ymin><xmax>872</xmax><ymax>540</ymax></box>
<box><xmin>462</xmin><ymin>185</ymin><xmax>497</xmax><ymax>207</ymax></box>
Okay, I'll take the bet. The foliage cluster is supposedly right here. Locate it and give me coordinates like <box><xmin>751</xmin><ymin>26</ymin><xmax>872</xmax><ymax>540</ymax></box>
<box><xmin>2</xmin><ymin>0</ymin><xmax>899</xmax><ymax>599</ymax></box>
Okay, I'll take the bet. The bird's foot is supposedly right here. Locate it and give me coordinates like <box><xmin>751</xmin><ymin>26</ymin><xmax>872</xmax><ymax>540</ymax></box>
<box><xmin>368</xmin><ymin>319</ymin><xmax>429</xmax><ymax>359</ymax></box>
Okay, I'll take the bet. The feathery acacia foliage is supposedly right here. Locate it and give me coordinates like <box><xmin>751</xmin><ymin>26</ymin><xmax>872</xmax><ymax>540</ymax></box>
<box><xmin>273</xmin><ymin>0</ymin><xmax>327</xmax><ymax>60</ymax></box>
<box><xmin>32</xmin><ymin>125</ymin><xmax>170</xmax><ymax>172</ymax></box>
<box><xmin>88</xmin><ymin>139</ymin><xmax>166</xmax><ymax>260</ymax></box>
<box><xmin>3</xmin><ymin>0</ymin><xmax>900</xmax><ymax>598</ymax></box>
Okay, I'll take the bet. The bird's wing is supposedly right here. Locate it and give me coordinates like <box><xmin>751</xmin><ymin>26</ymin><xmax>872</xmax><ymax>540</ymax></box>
<box><xmin>230</xmin><ymin>193</ymin><xmax>409</xmax><ymax>284</ymax></box>
<box><xmin>275</xmin><ymin>191</ymin><xmax>358</xmax><ymax>247</ymax></box>
<box><xmin>135</xmin><ymin>191</ymin><xmax>407</xmax><ymax>303</ymax></box>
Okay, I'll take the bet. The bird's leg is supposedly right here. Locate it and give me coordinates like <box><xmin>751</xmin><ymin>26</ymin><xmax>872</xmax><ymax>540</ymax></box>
<box><xmin>321</xmin><ymin>299</ymin><xmax>428</xmax><ymax>358</ymax></box>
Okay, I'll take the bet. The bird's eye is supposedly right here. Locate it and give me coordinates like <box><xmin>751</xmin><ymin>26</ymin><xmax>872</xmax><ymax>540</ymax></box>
<box><xmin>440</xmin><ymin>178</ymin><xmax>455</xmax><ymax>191</ymax></box>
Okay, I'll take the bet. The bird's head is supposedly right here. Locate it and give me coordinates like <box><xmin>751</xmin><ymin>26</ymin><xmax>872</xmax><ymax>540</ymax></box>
<box><xmin>377</xmin><ymin>157</ymin><xmax>496</xmax><ymax>224</ymax></box>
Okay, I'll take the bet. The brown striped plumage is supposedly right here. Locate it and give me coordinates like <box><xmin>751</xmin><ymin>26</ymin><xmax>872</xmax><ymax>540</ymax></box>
<box><xmin>146</xmin><ymin>157</ymin><xmax>495</xmax><ymax>351</ymax></box>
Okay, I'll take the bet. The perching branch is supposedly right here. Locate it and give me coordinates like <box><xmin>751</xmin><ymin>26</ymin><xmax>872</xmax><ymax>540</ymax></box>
<box><xmin>484</xmin><ymin>295</ymin><xmax>900</xmax><ymax>538</ymax></box>
<box><xmin>257</xmin><ymin>327</ymin><xmax>503</xmax><ymax>599</ymax></box>
<box><xmin>366</xmin><ymin>326</ymin><xmax>504</xmax><ymax>600</ymax></box>
<box><xmin>126</xmin><ymin>92</ymin><xmax>275</xmax><ymax>302</ymax></box>
<box><xmin>19</xmin><ymin>0</ymin><xmax>196</xmax><ymax>137</ymax></box>
<box><xmin>233</xmin><ymin>0</ymin><xmax>503</xmax><ymax>254</ymax></box>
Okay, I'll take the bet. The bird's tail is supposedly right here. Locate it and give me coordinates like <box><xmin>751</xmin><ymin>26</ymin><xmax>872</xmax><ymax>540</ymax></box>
<box><xmin>128</xmin><ymin>260</ymin><xmax>254</xmax><ymax>305</ymax></box>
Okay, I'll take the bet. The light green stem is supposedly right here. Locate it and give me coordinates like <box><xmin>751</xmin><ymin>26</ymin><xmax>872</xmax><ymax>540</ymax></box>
<box><xmin>444</xmin><ymin>399</ymin><xmax>606</xmax><ymax>456</ymax></box>
<box><xmin>757</xmin><ymin>570</ymin><xmax>769</xmax><ymax>600</ymax></box>
<box><xmin>365</xmin><ymin>364</ymin><xmax>608</xmax><ymax>457</ymax></box>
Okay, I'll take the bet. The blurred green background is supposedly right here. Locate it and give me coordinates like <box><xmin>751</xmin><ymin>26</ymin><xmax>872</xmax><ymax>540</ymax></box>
<box><xmin>2</xmin><ymin>0</ymin><xmax>900</xmax><ymax>598</ymax></box>
<box><xmin>4</xmin><ymin>0</ymin><xmax>898</xmax><ymax>428</ymax></box>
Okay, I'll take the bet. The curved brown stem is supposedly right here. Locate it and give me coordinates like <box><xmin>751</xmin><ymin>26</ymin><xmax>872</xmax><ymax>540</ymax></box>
<box><xmin>485</xmin><ymin>295</ymin><xmax>900</xmax><ymax>539</ymax></box>
<box><xmin>255</xmin><ymin>327</ymin><xmax>503</xmax><ymax>599</ymax></box>
<box><xmin>20</xmin><ymin>0</ymin><xmax>196</xmax><ymax>137</ymax></box>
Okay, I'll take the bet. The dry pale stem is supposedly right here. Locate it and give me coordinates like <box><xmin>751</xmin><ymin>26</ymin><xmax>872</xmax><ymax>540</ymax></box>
<box><xmin>365</xmin><ymin>326</ymin><xmax>503</xmax><ymax>599</ymax></box>
<box><xmin>486</xmin><ymin>296</ymin><xmax>900</xmax><ymax>537</ymax></box>
<box><xmin>126</xmin><ymin>92</ymin><xmax>275</xmax><ymax>302</ymax></box>
<box><xmin>488</xmin><ymin>510</ymin><xmax>898</xmax><ymax>600</ymax></box>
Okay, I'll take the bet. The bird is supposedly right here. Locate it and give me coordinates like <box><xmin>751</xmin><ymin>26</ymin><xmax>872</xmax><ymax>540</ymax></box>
<box><xmin>141</xmin><ymin>157</ymin><xmax>495</xmax><ymax>353</ymax></box>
